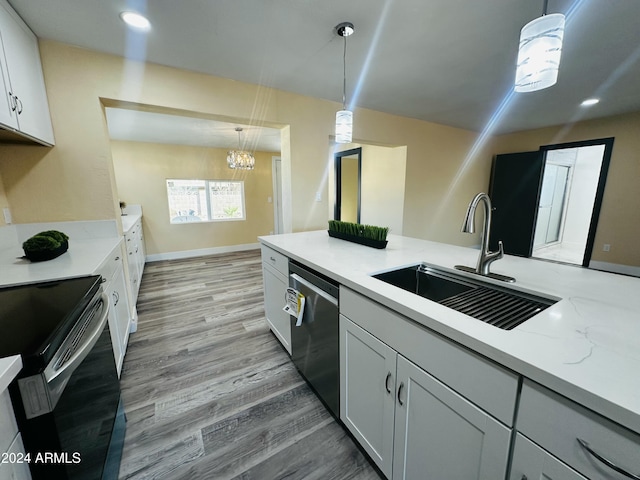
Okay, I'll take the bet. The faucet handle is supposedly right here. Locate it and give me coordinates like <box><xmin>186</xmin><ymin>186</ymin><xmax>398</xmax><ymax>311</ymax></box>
<box><xmin>497</xmin><ymin>240</ymin><xmax>504</xmax><ymax>258</ymax></box>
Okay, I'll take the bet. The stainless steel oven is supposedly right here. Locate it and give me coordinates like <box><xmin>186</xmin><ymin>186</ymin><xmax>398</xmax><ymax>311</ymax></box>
<box><xmin>289</xmin><ymin>262</ymin><xmax>340</xmax><ymax>418</ymax></box>
<box><xmin>0</xmin><ymin>275</ymin><xmax>125</xmax><ymax>479</ymax></box>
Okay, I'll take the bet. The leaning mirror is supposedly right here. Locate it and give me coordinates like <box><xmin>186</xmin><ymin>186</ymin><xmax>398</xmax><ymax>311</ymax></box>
<box><xmin>334</xmin><ymin>147</ymin><xmax>362</xmax><ymax>223</ymax></box>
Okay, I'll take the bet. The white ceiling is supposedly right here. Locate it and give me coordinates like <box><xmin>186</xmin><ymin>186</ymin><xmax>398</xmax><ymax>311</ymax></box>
<box><xmin>9</xmin><ymin>0</ymin><xmax>640</xmax><ymax>139</ymax></box>
<box><xmin>105</xmin><ymin>108</ymin><xmax>283</xmax><ymax>151</ymax></box>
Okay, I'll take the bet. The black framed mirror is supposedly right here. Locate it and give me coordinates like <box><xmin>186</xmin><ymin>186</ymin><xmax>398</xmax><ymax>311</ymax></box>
<box><xmin>334</xmin><ymin>147</ymin><xmax>362</xmax><ymax>223</ymax></box>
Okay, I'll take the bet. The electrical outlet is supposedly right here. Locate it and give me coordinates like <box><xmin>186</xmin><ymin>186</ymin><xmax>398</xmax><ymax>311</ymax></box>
<box><xmin>2</xmin><ymin>207</ymin><xmax>11</xmax><ymax>224</ymax></box>
<box><xmin>315</xmin><ymin>192</ymin><xmax>322</xmax><ymax>202</ymax></box>
<box><xmin>267</xmin><ymin>196</ymin><xmax>272</xmax><ymax>203</ymax></box>
<box><xmin>603</xmin><ymin>244</ymin><xmax>611</xmax><ymax>252</ymax></box>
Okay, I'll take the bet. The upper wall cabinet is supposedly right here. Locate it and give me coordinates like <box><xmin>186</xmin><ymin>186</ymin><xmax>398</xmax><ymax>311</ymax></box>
<box><xmin>0</xmin><ymin>0</ymin><xmax>54</xmax><ymax>146</ymax></box>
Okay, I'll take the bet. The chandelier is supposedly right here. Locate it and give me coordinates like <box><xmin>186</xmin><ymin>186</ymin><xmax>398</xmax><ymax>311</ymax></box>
<box><xmin>227</xmin><ymin>127</ymin><xmax>255</xmax><ymax>170</ymax></box>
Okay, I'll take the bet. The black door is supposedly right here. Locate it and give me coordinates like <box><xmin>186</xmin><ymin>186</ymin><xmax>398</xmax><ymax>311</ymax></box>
<box><xmin>488</xmin><ymin>151</ymin><xmax>545</xmax><ymax>257</ymax></box>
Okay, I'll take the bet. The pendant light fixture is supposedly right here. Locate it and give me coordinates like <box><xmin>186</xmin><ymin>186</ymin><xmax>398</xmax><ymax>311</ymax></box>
<box><xmin>227</xmin><ymin>128</ymin><xmax>255</xmax><ymax>170</ymax></box>
<box><xmin>335</xmin><ymin>22</ymin><xmax>354</xmax><ymax>144</ymax></box>
<box><xmin>514</xmin><ymin>0</ymin><xmax>565</xmax><ymax>93</ymax></box>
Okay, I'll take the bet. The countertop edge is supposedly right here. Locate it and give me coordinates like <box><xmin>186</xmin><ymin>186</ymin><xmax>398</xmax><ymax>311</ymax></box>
<box><xmin>0</xmin><ymin>355</ymin><xmax>22</xmax><ymax>393</ymax></box>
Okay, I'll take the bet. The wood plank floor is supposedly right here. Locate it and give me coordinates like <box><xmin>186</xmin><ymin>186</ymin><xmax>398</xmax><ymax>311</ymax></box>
<box><xmin>118</xmin><ymin>250</ymin><xmax>383</xmax><ymax>480</ymax></box>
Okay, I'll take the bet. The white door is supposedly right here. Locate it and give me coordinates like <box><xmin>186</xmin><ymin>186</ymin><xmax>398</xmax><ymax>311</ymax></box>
<box><xmin>262</xmin><ymin>263</ymin><xmax>291</xmax><ymax>354</ymax></box>
<box><xmin>340</xmin><ymin>316</ymin><xmax>396</xmax><ymax>478</ymax></box>
<box><xmin>509</xmin><ymin>433</ymin><xmax>588</xmax><ymax>480</ymax></box>
<box><xmin>392</xmin><ymin>355</ymin><xmax>511</xmax><ymax>480</ymax></box>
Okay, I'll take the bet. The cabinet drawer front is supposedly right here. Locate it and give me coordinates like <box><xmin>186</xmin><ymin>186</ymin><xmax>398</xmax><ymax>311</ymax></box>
<box><xmin>510</xmin><ymin>433</ymin><xmax>587</xmax><ymax>480</ymax></box>
<box><xmin>261</xmin><ymin>245</ymin><xmax>288</xmax><ymax>276</ymax></box>
<box><xmin>95</xmin><ymin>242</ymin><xmax>123</xmax><ymax>283</ymax></box>
<box><xmin>341</xmin><ymin>287</ymin><xmax>518</xmax><ymax>426</ymax></box>
<box><xmin>518</xmin><ymin>380</ymin><xmax>640</xmax><ymax>480</ymax></box>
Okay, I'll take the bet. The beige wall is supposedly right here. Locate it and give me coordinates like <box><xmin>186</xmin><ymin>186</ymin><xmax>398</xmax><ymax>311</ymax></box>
<box><xmin>0</xmin><ymin>40</ymin><xmax>503</xmax><ymax>251</ymax></box>
<box><xmin>111</xmin><ymin>141</ymin><xmax>275</xmax><ymax>255</ymax></box>
<box><xmin>0</xmin><ymin>170</ymin><xmax>7</xmax><ymax>226</ymax></box>
<box><xmin>491</xmin><ymin>111</ymin><xmax>640</xmax><ymax>267</ymax></box>
<box><xmin>360</xmin><ymin>144</ymin><xmax>407</xmax><ymax>235</ymax></box>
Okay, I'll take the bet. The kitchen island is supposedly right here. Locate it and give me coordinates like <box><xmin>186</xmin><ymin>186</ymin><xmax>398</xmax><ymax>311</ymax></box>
<box><xmin>259</xmin><ymin>230</ymin><xmax>640</xmax><ymax>479</ymax></box>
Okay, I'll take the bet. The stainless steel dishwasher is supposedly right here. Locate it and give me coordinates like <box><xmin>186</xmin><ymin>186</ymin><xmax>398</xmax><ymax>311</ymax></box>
<box><xmin>289</xmin><ymin>261</ymin><xmax>340</xmax><ymax>418</ymax></box>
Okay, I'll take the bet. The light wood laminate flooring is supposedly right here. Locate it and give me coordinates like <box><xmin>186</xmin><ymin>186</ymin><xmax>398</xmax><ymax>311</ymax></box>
<box><xmin>118</xmin><ymin>250</ymin><xmax>382</xmax><ymax>480</ymax></box>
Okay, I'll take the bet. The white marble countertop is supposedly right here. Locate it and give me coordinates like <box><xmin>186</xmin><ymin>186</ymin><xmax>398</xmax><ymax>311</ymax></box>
<box><xmin>0</xmin><ymin>236</ymin><xmax>122</xmax><ymax>288</ymax></box>
<box><xmin>121</xmin><ymin>214</ymin><xmax>141</xmax><ymax>234</ymax></box>
<box><xmin>259</xmin><ymin>231</ymin><xmax>640</xmax><ymax>434</ymax></box>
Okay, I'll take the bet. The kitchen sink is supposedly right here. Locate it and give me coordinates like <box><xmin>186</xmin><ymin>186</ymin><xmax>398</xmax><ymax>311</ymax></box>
<box><xmin>372</xmin><ymin>263</ymin><xmax>557</xmax><ymax>330</ymax></box>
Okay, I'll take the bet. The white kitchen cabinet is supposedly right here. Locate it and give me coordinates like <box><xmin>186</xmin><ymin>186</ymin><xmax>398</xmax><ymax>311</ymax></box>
<box><xmin>509</xmin><ymin>433</ymin><xmax>587</xmax><ymax>480</ymax></box>
<box><xmin>516</xmin><ymin>379</ymin><xmax>640</xmax><ymax>480</ymax></box>
<box><xmin>393</xmin><ymin>355</ymin><xmax>511</xmax><ymax>480</ymax></box>
<box><xmin>0</xmin><ymin>390</ymin><xmax>31</xmax><ymax>480</ymax></box>
<box><xmin>0</xmin><ymin>0</ymin><xmax>54</xmax><ymax>145</ymax></box>
<box><xmin>340</xmin><ymin>315</ymin><xmax>396</xmax><ymax>477</ymax></box>
<box><xmin>261</xmin><ymin>245</ymin><xmax>291</xmax><ymax>354</ymax></box>
<box><xmin>125</xmin><ymin>218</ymin><xmax>145</xmax><ymax>302</ymax></box>
<box><xmin>95</xmin><ymin>240</ymin><xmax>132</xmax><ymax>377</ymax></box>
<box><xmin>340</xmin><ymin>316</ymin><xmax>511</xmax><ymax>480</ymax></box>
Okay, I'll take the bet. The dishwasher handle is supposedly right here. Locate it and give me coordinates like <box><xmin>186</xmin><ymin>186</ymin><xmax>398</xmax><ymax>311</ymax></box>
<box><xmin>290</xmin><ymin>273</ymin><xmax>338</xmax><ymax>307</ymax></box>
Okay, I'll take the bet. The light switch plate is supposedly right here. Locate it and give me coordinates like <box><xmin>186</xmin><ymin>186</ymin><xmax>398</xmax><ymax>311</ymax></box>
<box><xmin>2</xmin><ymin>207</ymin><xmax>11</xmax><ymax>224</ymax></box>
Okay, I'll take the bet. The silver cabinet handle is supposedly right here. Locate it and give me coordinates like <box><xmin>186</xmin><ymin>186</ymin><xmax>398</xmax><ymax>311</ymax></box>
<box><xmin>577</xmin><ymin>438</ymin><xmax>640</xmax><ymax>480</ymax></box>
<box><xmin>397</xmin><ymin>382</ymin><xmax>405</xmax><ymax>406</ymax></box>
<box><xmin>270</xmin><ymin>256</ymin><xmax>276</xmax><ymax>262</ymax></box>
<box><xmin>385</xmin><ymin>372</ymin><xmax>392</xmax><ymax>394</ymax></box>
<box><xmin>115</xmin><ymin>256</ymin><xmax>120</xmax><ymax>261</ymax></box>
<box><xmin>15</xmin><ymin>96</ymin><xmax>23</xmax><ymax>114</ymax></box>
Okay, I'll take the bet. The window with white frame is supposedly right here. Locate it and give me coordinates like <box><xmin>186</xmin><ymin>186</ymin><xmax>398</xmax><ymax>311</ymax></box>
<box><xmin>166</xmin><ymin>179</ymin><xmax>245</xmax><ymax>223</ymax></box>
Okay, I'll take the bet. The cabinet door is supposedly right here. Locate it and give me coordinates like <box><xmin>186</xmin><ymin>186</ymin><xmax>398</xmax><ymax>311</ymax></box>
<box><xmin>0</xmin><ymin>0</ymin><xmax>54</xmax><ymax>144</ymax></box>
<box><xmin>0</xmin><ymin>31</ymin><xmax>17</xmax><ymax>129</ymax></box>
<box><xmin>0</xmin><ymin>434</ymin><xmax>31</xmax><ymax>480</ymax></box>
<box><xmin>340</xmin><ymin>316</ymin><xmax>396</xmax><ymax>478</ymax></box>
<box><xmin>393</xmin><ymin>355</ymin><xmax>511</xmax><ymax>480</ymax></box>
<box><xmin>262</xmin><ymin>263</ymin><xmax>291</xmax><ymax>354</ymax></box>
<box><xmin>510</xmin><ymin>433</ymin><xmax>587</xmax><ymax>480</ymax></box>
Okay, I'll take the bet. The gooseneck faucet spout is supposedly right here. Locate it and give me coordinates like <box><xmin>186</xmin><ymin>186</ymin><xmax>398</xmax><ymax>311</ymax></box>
<box><xmin>456</xmin><ymin>193</ymin><xmax>515</xmax><ymax>282</ymax></box>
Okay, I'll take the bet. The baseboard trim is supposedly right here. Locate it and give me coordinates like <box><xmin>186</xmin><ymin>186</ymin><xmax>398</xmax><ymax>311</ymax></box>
<box><xmin>589</xmin><ymin>261</ymin><xmax>640</xmax><ymax>278</ymax></box>
<box><xmin>146</xmin><ymin>243</ymin><xmax>260</xmax><ymax>262</ymax></box>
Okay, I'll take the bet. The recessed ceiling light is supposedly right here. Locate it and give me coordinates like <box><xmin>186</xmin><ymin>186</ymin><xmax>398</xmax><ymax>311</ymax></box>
<box><xmin>581</xmin><ymin>98</ymin><xmax>600</xmax><ymax>107</ymax></box>
<box><xmin>120</xmin><ymin>11</ymin><xmax>151</xmax><ymax>31</ymax></box>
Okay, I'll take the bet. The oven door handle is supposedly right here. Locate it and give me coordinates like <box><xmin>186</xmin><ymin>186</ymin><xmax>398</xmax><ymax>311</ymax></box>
<box><xmin>44</xmin><ymin>294</ymin><xmax>110</xmax><ymax>401</ymax></box>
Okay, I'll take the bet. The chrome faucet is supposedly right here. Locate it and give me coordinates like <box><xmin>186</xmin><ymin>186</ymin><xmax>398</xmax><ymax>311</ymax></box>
<box><xmin>455</xmin><ymin>193</ymin><xmax>515</xmax><ymax>282</ymax></box>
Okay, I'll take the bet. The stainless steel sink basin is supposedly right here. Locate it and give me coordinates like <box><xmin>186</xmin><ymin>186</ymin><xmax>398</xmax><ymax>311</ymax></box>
<box><xmin>372</xmin><ymin>263</ymin><xmax>557</xmax><ymax>330</ymax></box>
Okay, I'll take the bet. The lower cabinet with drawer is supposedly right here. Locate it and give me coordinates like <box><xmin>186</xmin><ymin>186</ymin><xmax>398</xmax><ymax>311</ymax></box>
<box><xmin>512</xmin><ymin>379</ymin><xmax>640</xmax><ymax>480</ymax></box>
<box><xmin>95</xmin><ymin>240</ymin><xmax>132</xmax><ymax>377</ymax></box>
<box><xmin>340</xmin><ymin>287</ymin><xmax>516</xmax><ymax>480</ymax></box>
<box><xmin>261</xmin><ymin>245</ymin><xmax>291</xmax><ymax>354</ymax></box>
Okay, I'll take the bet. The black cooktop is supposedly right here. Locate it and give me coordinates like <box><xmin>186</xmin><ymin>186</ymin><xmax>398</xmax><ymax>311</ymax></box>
<box><xmin>0</xmin><ymin>275</ymin><xmax>102</xmax><ymax>371</ymax></box>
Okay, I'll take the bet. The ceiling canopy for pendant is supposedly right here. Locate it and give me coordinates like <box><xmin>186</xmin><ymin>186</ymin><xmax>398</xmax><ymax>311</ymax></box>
<box><xmin>227</xmin><ymin>127</ymin><xmax>255</xmax><ymax>170</ymax></box>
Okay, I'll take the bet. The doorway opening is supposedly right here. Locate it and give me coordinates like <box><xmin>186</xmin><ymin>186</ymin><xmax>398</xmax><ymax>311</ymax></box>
<box><xmin>488</xmin><ymin>137</ymin><xmax>613</xmax><ymax>268</ymax></box>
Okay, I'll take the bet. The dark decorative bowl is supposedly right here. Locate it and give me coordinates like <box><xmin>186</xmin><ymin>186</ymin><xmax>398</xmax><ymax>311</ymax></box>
<box><xmin>328</xmin><ymin>230</ymin><xmax>388</xmax><ymax>249</ymax></box>
<box><xmin>24</xmin><ymin>240</ymin><xmax>69</xmax><ymax>262</ymax></box>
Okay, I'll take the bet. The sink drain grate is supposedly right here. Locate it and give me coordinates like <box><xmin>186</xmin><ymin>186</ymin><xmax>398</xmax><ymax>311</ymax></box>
<box><xmin>439</xmin><ymin>287</ymin><xmax>553</xmax><ymax>330</ymax></box>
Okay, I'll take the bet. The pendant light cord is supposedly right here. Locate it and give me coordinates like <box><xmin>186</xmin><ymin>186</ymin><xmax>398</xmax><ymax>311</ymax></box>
<box><xmin>342</xmin><ymin>34</ymin><xmax>347</xmax><ymax>110</ymax></box>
